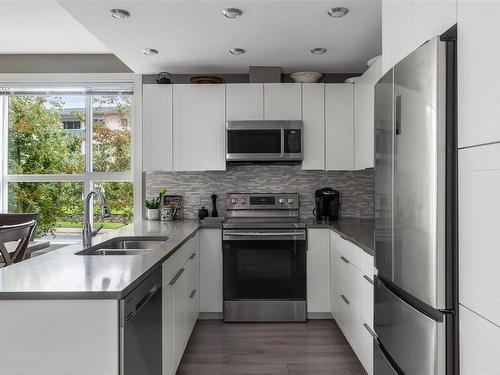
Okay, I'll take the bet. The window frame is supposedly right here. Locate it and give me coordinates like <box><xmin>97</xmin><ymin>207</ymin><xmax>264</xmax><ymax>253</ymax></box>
<box><xmin>0</xmin><ymin>73</ymin><xmax>143</xmax><ymax>228</ymax></box>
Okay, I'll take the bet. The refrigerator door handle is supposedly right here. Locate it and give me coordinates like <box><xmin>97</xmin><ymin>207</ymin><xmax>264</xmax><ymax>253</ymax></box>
<box><xmin>395</xmin><ymin>95</ymin><xmax>402</xmax><ymax>135</ymax></box>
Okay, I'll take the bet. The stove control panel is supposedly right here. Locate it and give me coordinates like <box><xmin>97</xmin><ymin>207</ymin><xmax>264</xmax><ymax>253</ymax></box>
<box><xmin>227</xmin><ymin>193</ymin><xmax>299</xmax><ymax>210</ymax></box>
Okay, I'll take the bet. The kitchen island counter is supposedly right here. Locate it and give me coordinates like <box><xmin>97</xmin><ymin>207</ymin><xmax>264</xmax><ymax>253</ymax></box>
<box><xmin>0</xmin><ymin>220</ymin><xmax>200</xmax><ymax>300</ymax></box>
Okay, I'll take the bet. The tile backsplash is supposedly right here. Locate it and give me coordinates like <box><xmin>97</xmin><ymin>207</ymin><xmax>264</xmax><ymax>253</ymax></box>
<box><xmin>146</xmin><ymin>164</ymin><xmax>374</xmax><ymax>219</ymax></box>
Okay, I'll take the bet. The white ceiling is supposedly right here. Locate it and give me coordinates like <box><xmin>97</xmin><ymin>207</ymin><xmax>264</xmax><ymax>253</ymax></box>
<box><xmin>58</xmin><ymin>0</ymin><xmax>382</xmax><ymax>74</ymax></box>
<box><xmin>0</xmin><ymin>1</ymin><xmax>108</xmax><ymax>54</ymax></box>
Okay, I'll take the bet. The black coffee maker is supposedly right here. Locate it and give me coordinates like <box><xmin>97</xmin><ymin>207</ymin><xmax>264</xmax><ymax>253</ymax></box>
<box><xmin>313</xmin><ymin>188</ymin><xmax>340</xmax><ymax>220</ymax></box>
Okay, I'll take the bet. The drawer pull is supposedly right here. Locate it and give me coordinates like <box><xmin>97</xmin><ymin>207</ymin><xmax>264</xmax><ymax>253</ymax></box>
<box><xmin>169</xmin><ymin>268</ymin><xmax>185</xmax><ymax>286</ymax></box>
<box><xmin>363</xmin><ymin>275</ymin><xmax>374</xmax><ymax>285</ymax></box>
<box><xmin>340</xmin><ymin>256</ymin><xmax>350</xmax><ymax>264</ymax></box>
<box><xmin>189</xmin><ymin>289</ymin><xmax>197</xmax><ymax>298</ymax></box>
<box><xmin>340</xmin><ymin>294</ymin><xmax>350</xmax><ymax>305</ymax></box>
<box><xmin>363</xmin><ymin>323</ymin><xmax>377</xmax><ymax>339</ymax></box>
<box><xmin>340</xmin><ymin>235</ymin><xmax>349</xmax><ymax>241</ymax></box>
<box><xmin>189</xmin><ymin>252</ymin><xmax>196</xmax><ymax>260</ymax></box>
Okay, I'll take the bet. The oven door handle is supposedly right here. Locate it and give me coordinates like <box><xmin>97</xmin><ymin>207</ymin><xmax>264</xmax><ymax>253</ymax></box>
<box><xmin>223</xmin><ymin>231</ymin><xmax>306</xmax><ymax>240</ymax></box>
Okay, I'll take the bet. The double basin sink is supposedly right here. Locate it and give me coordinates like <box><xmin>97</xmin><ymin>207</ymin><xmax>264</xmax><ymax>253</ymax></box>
<box><xmin>76</xmin><ymin>236</ymin><xmax>169</xmax><ymax>256</ymax></box>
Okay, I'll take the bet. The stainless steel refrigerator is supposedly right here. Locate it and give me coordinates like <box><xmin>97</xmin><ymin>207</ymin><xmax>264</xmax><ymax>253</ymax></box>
<box><xmin>373</xmin><ymin>29</ymin><xmax>458</xmax><ymax>375</ymax></box>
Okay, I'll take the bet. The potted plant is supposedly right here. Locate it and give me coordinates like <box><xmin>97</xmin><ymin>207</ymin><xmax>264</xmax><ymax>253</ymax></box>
<box><xmin>145</xmin><ymin>197</ymin><xmax>160</xmax><ymax>220</ymax></box>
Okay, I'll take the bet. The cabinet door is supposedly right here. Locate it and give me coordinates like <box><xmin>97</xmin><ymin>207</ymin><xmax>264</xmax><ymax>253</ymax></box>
<box><xmin>199</xmin><ymin>229</ymin><xmax>223</xmax><ymax>313</ymax></box>
<box><xmin>173</xmin><ymin>266</ymin><xmax>188</xmax><ymax>366</ymax></box>
<box><xmin>458</xmin><ymin>1</ymin><xmax>500</xmax><ymax>147</ymax></box>
<box><xmin>264</xmin><ymin>83</ymin><xmax>302</xmax><ymax>120</ymax></box>
<box><xmin>354</xmin><ymin>59</ymin><xmax>382</xmax><ymax>170</ymax></box>
<box><xmin>307</xmin><ymin>229</ymin><xmax>331</xmax><ymax>313</ymax></box>
<box><xmin>302</xmin><ymin>83</ymin><xmax>325</xmax><ymax>170</ymax></box>
<box><xmin>173</xmin><ymin>84</ymin><xmax>226</xmax><ymax>171</ymax></box>
<box><xmin>460</xmin><ymin>305</ymin><xmax>500</xmax><ymax>375</ymax></box>
<box><xmin>411</xmin><ymin>0</ymin><xmax>456</xmax><ymax>50</ymax></box>
<box><xmin>330</xmin><ymin>231</ymin><xmax>337</xmax><ymax>317</ymax></box>
<box><xmin>325</xmin><ymin>84</ymin><xmax>354</xmax><ymax>170</ymax></box>
<box><xmin>459</xmin><ymin>144</ymin><xmax>500</xmax><ymax>326</ymax></box>
<box><xmin>382</xmin><ymin>0</ymin><xmax>412</xmax><ymax>73</ymax></box>
<box><xmin>226</xmin><ymin>84</ymin><xmax>264</xmax><ymax>120</ymax></box>
<box><xmin>143</xmin><ymin>85</ymin><xmax>173</xmax><ymax>171</ymax></box>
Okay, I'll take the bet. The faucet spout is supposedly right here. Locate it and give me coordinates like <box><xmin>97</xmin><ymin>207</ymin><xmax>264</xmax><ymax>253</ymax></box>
<box><xmin>83</xmin><ymin>189</ymin><xmax>111</xmax><ymax>248</ymax></box>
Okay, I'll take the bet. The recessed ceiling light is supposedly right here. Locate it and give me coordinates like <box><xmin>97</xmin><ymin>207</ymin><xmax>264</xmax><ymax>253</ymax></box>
<box><xmin>222</xmin><ymin>8</ymin><xmax>243</xmax><ymax>19</ymax></box>
<box><xmin>109</xmin><ymin>8</ymin><xmax>130</xmax><ymax>20</ymax></box>
<box><xmin>142</xmin><ymin>48</ymin><xmax>159</xmax><ymax>56</ymax></box>
<box><xmin>311</xmin><ymin>48</ymin><xmax>327</xmax><ymax>55</ymax></box>
<box><xmin>229</xmin><ymin>48</ymin><xmax>246</xmax><ymax>55</ymax></box>
<box><xmin>328</xmin><ymin>7</ymin><xmax>349</xmax><ymax>18</ymax></box>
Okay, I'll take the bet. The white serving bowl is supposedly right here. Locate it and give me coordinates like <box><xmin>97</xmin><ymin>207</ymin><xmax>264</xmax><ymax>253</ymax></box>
<box><xmin>289</xmin><ymin>71</ymin><xmax>323</xmax><ymax>83</ymax></box>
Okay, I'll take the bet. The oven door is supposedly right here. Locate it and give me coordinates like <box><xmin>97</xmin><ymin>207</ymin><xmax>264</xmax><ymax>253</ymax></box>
<box><xmin>222</xmin><ymin>229</ymin><xmax>307</xmax><ymax>321</ymax></box>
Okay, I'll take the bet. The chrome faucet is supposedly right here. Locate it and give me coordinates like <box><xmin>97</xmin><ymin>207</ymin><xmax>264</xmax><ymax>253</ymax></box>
<box><xmin>83</xmin><ymin>189</ymin><xmax>111</xmax><ymax>248</ymax></box>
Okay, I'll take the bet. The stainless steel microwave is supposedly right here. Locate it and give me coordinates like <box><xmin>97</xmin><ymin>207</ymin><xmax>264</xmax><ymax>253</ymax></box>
<box><xmin>226</xmin><ymin>120</ymin><xmax>303</xmax><ymax>162</ymax></box>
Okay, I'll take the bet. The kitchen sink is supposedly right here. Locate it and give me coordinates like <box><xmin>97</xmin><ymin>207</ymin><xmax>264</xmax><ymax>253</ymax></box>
<box><xmin>76</xmin><ymin>236</ymin><xmax>169</xmax><ymax>256</ymax></box>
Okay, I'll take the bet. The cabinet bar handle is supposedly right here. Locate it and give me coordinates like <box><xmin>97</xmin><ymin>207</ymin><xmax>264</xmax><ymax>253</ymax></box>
<box><xmin>340</xmin><ymin>294</ymin><xmax>350</xmax><ymax>305</ymax></box>
<box><xmin>189</xmin><ymin>289</ymin><xmax>197</xmax><ymax>298</ymax></box>
<box><xmin>340</xmin><ymin>256</ymin><xmax>350</xmax><ymax>264</ymax></box>
<box><xmin>363</xmin><ymin>275</ymin><xmax>374</xmax><ymax>285</ymax></box>
<box><xmin>340</xmin><ymin>235</ymin><xmax>349</xmax><ymax>241</ymax></box>
<box><xmin>363</xmin><ymin>323</ymin><xmax>377</xmax><ymax>339</ymax></box>
<box><xmin>189</xmin><ymin>252</ymin><xmax>196</xmax><ymax>259</ymax></box>
<box><xmin>169</xmin><ymin>268</ymin><xmax>185</xmax><ymax>286</ymax></box>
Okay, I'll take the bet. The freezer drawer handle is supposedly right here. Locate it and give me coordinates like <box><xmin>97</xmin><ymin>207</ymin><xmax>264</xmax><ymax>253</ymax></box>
<box><xmin>340</xmin><ymin>294</ymin><xmax>350</xmax><ymax>305</ymax></box>
<box><xmin>363</xmin><ymin>322</ymin><xmax>377</xmax><ymax>339</ymax></box>
<box><xmin>340</xmin><ymin>256</ymin><xmax>350</xmax><ymax>264</ymax></box>
<box><xmin>190</xmin><ymin>289</ymin><xmax>197</xmax><ymax>298</ymax></box>
<box><xmin>189</xmin><ymin>252</ymin><xmax>196</xmax><ymax>260</ymax></box>
<box><xmin>169</xmin><ymin>268</ymin><xmax>185</xmax><ymax>286</ymax></box>
<box><xmin>363</xmin><ymin>275</ymin><xmax>374</xmax><ymax>285</ymax></box>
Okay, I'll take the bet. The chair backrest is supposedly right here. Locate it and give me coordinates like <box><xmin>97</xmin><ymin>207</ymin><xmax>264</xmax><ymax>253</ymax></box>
<box><xmin>0</xmin><ymin>213</ymin><xmax>38</xmax><ymax>241</ymax></box>
<box><xmin>0</xmin><ymin>221</ymin><xmax>37</xmax><ymax>266</ymax></box>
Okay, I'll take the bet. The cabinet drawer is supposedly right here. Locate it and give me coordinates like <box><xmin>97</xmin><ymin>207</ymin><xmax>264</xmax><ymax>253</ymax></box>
<box><xmin>334</xmin><ymin>232</ymin><xmax>373</xmax><ymax>276</ymax></box>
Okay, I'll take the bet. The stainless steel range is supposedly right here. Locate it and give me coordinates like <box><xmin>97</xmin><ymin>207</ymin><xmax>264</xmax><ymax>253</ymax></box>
<box><xmin>222</xmin><ymin>193</ymin><xmax>307</xmax><ymax>322</ymax></box>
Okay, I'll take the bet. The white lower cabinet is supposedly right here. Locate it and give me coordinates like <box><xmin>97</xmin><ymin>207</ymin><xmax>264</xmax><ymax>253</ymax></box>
<box><xmin>460</xmin><ymin>305</ymin><xmax>500</xmax><ymax>375</ymax></box>
<box><xmin>330</xmin><ymin>232</ymin><xmax>373</xmax><ymax>375</ymax></box>
<box><xmin>307</xmin><ymin>229</ymin><xmax>331</xmax><ymax>313</ymax></box>
<box><xmin>199</xmin><ymin>229</ymin><xmax>223</xmax><ymax>313</ymax></box>
<box><xmin>162</xmin><ymin>232</ymin><xmax>200</xmax><ymax>375</ymax></box>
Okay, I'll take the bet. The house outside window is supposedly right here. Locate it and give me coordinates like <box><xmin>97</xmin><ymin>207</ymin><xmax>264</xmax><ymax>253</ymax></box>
<box><xmin>0</xmin><ymin>82</ymin><xmax>135</xmax><ymax>244</ymax></box>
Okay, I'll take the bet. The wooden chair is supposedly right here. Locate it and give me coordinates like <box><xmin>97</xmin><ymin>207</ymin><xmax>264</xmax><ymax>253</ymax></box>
<box><xmin>0</xmin><ymin>221</ymin><xmax>37</xmax><ymax>267</ymax></box>
<box><xmin>0</xmin><ymin>213</ymin><xmax>38</xmax><ymax>241</ymax></box>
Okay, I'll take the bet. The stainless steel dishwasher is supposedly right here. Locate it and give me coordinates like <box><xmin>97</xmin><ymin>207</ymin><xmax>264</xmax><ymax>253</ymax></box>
<box><xmin>120</xmin><ymin>267</ymin><xmax>162</xmax><ymax>375</ymax></box>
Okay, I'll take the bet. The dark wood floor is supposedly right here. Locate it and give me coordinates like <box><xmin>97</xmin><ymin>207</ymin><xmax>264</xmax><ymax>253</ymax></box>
<box><xmin>176</xmin><ymin>320</ymin><xmax>367</xmax><ymax>375</ymax></box>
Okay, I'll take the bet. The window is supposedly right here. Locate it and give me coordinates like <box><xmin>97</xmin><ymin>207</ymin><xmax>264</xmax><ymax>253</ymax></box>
<box><xmin>1</xmin><ymin>83</ymin><xmax>134</xmax><ymax>243</ymax></box>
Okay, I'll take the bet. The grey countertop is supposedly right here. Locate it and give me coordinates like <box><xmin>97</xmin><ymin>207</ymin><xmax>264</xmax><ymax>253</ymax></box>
<box><xmin>0</xmin><ymin>220</ymin><xmax>200</xmax><ymax>300</ymax></box>
<box><xmin>0</xmin><ymin>217</ymin><xmax>373</xmax><ymax>300</ymax></box>
<box><xmin>303</xmin><ymin>218</ymin><xmax>374</xmax><ymax>256</ymax></box>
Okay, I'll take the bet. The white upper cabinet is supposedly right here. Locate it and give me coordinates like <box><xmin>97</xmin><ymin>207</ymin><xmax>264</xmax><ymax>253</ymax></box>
<box><xmin>263</xmin><ymin>83</ymin><xmax>302</xmax><ymax>120</ymax></box>
<box><xmin>226</xmin><ymin>84</ymin><xmax>264</xmax><ymax>121</ymax></box>
<box><xmin>382</xmin><ymin>0</ymin><xmax>412</xmax><ymax>73</ymax></box>
<box><xmin>459</xmin><ymin>143</ymin><xmax>500</xmax><ymax>327</ymax></box>
<box><xmin>382</xmin><ymin>0</ymin><xmax>456</xmax><ymax>73</ymax></box>
<box><xmin>411</xmin><ymin>0</ymin><xmax>456</xmax><ymax>48</ymax></box>
<box><xmin>458</xmin><ymin>1</ymin><xmax>500</xmax><ymax>148</ymax></box>
<box><xmin>143</xmin><ymin>84</ymin><xmax>173</xmax><ymax>172</ymax></box>
<box><xmin>173</xmin><ymin>84</ymin><xmax>226</xmax><ymax>171</ymax></box>
<box><xmin>354</xmin><ymin>59</ymin><xmax>382</xmax><ymax>170</ymax></box>
<box><xmin>325</xmin><ymin>84</ymin><xmax>354</xmax><ymax>170</ymax></box>
<box><xmin>302</xmin><ymin>83</ymin><xmax>325</xmax><ymax>170</ymax></box>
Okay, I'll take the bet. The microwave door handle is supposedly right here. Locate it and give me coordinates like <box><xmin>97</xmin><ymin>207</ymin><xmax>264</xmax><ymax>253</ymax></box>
<box><xmin>280</xmin><ymin>126</ymin><xmax>285</xmax><ymax>158</ymax></box>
